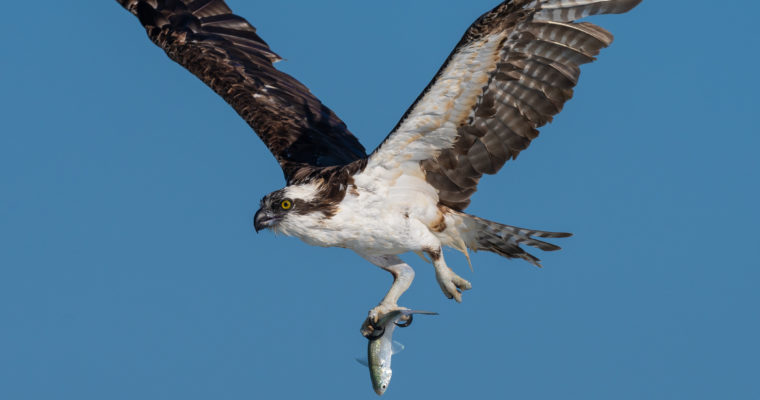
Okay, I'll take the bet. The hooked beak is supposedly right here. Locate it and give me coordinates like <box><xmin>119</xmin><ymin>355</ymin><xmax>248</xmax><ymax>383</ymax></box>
<box><xmin>253</xmin><ymin>209</ymin><xmax>278</xmax><ymax>233</ymax></box>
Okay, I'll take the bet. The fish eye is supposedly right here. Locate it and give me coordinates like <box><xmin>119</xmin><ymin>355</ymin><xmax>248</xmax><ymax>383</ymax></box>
<box><xmin>280</xmin><ymin>199</ymin><xmax>293</xmax><ymax>210</ymax></box>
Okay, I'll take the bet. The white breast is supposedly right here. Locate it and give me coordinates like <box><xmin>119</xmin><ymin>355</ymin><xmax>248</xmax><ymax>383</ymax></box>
<box><xmin>275</xmin><ymin>164</ymin><xmax>445</xmax><ymax>255</ymax></box>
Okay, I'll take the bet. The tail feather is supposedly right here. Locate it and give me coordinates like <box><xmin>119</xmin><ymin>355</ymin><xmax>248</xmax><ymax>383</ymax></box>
<box><xmin>464</xmin><ymin>214</ymin><xmax>572</xmax><ymax>267</ymax></box>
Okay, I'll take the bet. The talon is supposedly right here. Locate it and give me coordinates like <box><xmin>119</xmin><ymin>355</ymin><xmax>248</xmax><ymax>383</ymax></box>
<box><xmin>395</xmin><ymin>314</ymin><xmax>413</xmax><ymax>328</ymax></box>
<box><xmin>367</xmin><ymin>323</ymin><xmax>385</xmax><ymax>339</ymax></box>
<box><xmin>361</xmin><ymin>317</ymin><xmax>386</xmax><ymax>339</ymax></box>
<box><xmin>362</xmin><ymin>304</ymin><xmax>410</xmax><ymax>338</ymax></box>
<box><xmin>435</xmin><ymin>266</ymin><xmax>471</xmax><ymax>302</ymax></box>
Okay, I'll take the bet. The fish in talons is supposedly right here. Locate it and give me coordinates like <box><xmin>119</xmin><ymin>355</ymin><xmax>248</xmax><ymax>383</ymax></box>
<box><xmin>359</xmin><ymin>309</ymin><xmax>438</xmax><ymax>395</ymax></box>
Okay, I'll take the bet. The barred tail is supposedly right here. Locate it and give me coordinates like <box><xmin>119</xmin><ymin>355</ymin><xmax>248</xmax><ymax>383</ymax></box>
<box><xmin>464</xmin><ymin>214</ymin><xmax>572</xmax><ymax>267</ymax></box>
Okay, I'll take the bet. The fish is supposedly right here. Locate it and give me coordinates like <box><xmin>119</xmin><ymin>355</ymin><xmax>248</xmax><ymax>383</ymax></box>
<box><xmin>363</xmin><ymin>309</ymin><xmax>438</xmax><ymax>395</ymax></box>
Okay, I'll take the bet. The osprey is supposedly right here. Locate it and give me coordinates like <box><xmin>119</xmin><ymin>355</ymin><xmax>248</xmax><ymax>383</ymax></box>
<box><xmin>118</xmin><ymin>0</ymin><xmax>641</xmax><ymax>325</ymax></box>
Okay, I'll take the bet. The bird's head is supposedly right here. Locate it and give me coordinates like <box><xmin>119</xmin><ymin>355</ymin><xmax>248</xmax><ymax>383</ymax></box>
<box><xmin>253</xmin><ymin>184</ymin><xmax>322</xmax><ymax>233</ymax></box>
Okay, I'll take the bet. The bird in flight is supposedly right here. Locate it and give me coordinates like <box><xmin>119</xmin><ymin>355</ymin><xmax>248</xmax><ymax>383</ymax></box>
<box><xmin>117</xmin><ymin>0</ymin><xmax>641</xmax><ymax>325</ymax></box>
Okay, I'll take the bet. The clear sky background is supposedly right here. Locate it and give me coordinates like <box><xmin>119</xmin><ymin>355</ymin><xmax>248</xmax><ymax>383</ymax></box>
<box><xmin>1</xmin><ymin>1</ymin><xmax>758</xmax><ymax>399</ymax></box>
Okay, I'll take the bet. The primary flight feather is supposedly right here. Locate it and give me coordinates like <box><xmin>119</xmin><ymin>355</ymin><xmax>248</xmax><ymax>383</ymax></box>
<box><xmin>117</xmin><ymin>0</ymin><xmax>641</xmax><ymax>323</ymax></box>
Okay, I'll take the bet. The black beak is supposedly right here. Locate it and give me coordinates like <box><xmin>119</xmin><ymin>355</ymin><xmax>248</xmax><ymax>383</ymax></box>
<box><xmin>253</xmin><ymin>209</ymin><xmax>266</xmax><ymax>233</ymax></box>
<box><xmin>254</xmin><ymin>209</ymin><xmax>279</xmax><ymax>233</ymax></box>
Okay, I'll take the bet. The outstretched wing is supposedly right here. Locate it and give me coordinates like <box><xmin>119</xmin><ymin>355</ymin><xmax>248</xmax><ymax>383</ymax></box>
<box><xmin>117</xmin><ymin>0</ymin><xmax>367</xmax><ymax>184</ymax></box>
<box><xmin>367</xmin><ymin>0</ymin><xmax>641</xmax><ymax>210</ymax></box>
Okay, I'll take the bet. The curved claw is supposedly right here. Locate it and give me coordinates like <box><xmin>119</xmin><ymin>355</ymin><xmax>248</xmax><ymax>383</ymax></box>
<box><xmin>394</xmin><ymin>314</ymin><xmax>413</xmax><ymax>328</ymax></box>
<box><xmin>366</xmin><ymin>323</ymin><xmax>386</xmax><ymax>340</ymax></box>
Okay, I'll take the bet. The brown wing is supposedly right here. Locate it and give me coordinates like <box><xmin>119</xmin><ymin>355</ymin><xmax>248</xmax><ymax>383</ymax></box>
<box><xmin>369</xmin><ymin>0</ymin><xmax>641</xmax><ymax>210</ymax></box>
<box><xmin>117</xmin><ymin>0</ymin><xmax>367</xmax><ymax>184</ymax></box>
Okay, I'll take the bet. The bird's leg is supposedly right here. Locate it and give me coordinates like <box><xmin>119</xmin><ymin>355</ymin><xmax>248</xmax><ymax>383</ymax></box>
<box><xmin>427</xmin><ymin>248</ymin><xmax>472</xmax><ymax>302</ymax></box>
<box><xmin>358</xmin><ymin>254</ymin><xmax>414</xmax><ymax>338</ymax></box>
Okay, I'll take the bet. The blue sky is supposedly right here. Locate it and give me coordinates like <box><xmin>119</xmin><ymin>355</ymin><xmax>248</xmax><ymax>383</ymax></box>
<box><xmin>1</xmin><ymin>1</ymin><xmax>759</xmax><ymax>399</ymax></box>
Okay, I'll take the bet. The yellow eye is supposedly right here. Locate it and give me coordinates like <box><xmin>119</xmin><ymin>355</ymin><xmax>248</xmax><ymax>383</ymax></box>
<box><xmin>280</xmin><ymin>199</ymin><xmax>292</xmax><ymax>210</ymax></box>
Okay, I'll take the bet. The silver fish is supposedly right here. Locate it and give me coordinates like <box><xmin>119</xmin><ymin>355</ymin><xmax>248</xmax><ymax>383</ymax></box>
<box><xmin>365</xmin><ymin>309</ymin><xmax>437</xmax><ymax>395</ymax></box>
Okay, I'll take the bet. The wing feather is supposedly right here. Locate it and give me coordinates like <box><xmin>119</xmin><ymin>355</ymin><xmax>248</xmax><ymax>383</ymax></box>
<box><xmin>536</xmin><ymin>0</ymin><xmax>642</xmax><ymax>21</ymax></box>
<box><xmin>367</xmin><ymin>0</ymin><xmax>640</xmax><ymax>210</ymax></box>
<box><xmin>117</xmin><ymin>0</ymin><xmax>367</xmax><ymax>184</ymax></box>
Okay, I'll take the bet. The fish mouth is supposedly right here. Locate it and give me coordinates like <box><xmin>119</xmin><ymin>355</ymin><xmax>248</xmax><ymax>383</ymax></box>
<box><xmin>372</xmin><ymin>369</ymin><xmax>393</xmax><ymax>395</ymax></box>
<box><xmin>253</xmin><ymin>209</ymin><xmax>281</xmax><ymax>232</ymax></box>
<box><xmin>374</xmin><ymin>382</ymin><xmax>389</xmax><ymax>396</ymax></box>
